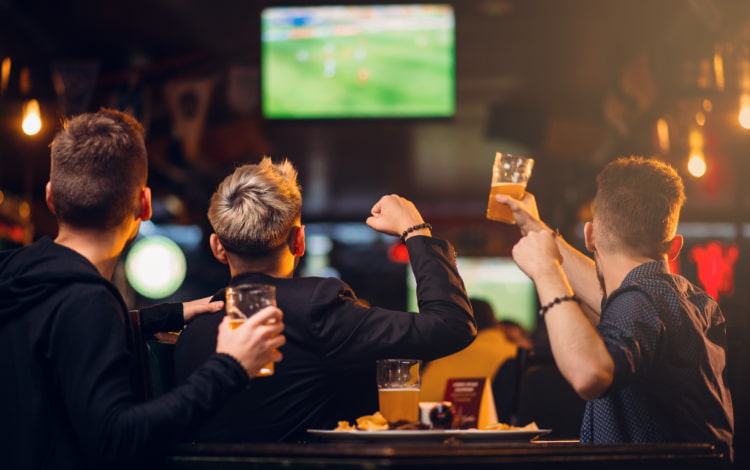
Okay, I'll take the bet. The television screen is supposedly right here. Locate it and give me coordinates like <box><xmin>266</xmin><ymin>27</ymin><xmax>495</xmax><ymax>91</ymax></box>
<box><xmin>407</xmin><ymin>257</ymin><xmax>538</xmax><ymax>332</ymax></box>
<box><xmin>261</xmin><ymin>4</ymin><xmax>455</xmax><ymax>119</ymax></box>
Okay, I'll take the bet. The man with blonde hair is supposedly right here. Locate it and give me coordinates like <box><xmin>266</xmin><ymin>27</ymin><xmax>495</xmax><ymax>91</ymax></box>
<box><xmin>497</xmin><ymin>156</ymin><xmax>734</xmax><ymax>462</ymax></box>
<box><xmin>0</xmin><ymin>109</ymin><xmax>286</xmax><ymax>469</ymax></box>
<box><xmin>175</xmin><ymin>156</ymin><xmax>476</xmax><ymax>443</ymax></box>
<box><xmin>207</xmin><ymin>157</ymin><xmax>304</xmax><ymax>262</ymax></box>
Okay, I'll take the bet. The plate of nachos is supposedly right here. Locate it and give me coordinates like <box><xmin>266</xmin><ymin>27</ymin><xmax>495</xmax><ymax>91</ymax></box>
<box><xmin>308</xmin><ymin>412</ymin><xmax>551</xmax><ymax>442</ymax></box>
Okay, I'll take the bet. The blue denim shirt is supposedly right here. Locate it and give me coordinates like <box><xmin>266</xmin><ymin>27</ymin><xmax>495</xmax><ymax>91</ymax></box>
<box><xmin>580</xmin><ymin>261</ymin><xmax>734</xmax><ymax>460</ymax></box>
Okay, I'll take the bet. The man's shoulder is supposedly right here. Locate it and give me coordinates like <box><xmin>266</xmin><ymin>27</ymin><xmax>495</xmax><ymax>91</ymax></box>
<box><xmin>275</xmin><ymin>276</ymin><xmax>354</xmax><ymax>301</ymax></box>
<box><xmin>605</xmin><ymin>268</ymin><xmax>720</xmax><ymax>327</ymax></box>
<box><xmin>620</xmin><ymin>265</ymin><xmax>711</xmax><ymax>308</ymax></box>
<box><xmin>0</xmin><ymin>238</ymin><xmax>123</xmax><ymax>320</ymax></box>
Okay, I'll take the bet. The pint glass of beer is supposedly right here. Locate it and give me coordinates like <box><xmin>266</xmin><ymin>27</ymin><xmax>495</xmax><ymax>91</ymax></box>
<box><xmin>225</xmin><ymin>284</ymin><xmax>277</xmax><ymax>377</ymax></box>
<box><xmin>376</xmin><ymin>359</ymin><xmax>422</xmax><ymax>423</ymax></box>
<box><xmin>486</xmin><ymin>152</ymin><xmax>535</xmax><ymax>224</ymax></box>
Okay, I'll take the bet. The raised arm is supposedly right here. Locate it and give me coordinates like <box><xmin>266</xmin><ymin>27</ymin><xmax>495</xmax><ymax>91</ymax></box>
<box><xmin>365</xmin><ymin>194</ymin><xmax>432</xmax><ymax>241</ymax></box>
<box><xmin>496</xmin><ymin>192</ymin><xmax>603</xmax><ymax>323</ymax></box>
<box><xmin>306</xmin><ymin>194</ymin><xmax>476</xmax><ymax>362</ymax></box>
<box><xmin>510</xmin><ymin>230</ymin><xmax>614</xmax><ymax>400</ymax></box>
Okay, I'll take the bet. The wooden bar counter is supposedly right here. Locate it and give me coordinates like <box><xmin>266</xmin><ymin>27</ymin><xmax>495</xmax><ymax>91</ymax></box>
<box><xmin>166</xmin><ymin>440</ymin><xmax>726</xmax><ymax>469</ymax></box>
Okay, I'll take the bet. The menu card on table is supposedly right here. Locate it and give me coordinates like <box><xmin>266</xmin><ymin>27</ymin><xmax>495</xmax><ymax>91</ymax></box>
<box><xmin>443</xmin><ymin>377</ymin><xmax>498</xmax><ymax>429</ymax></box>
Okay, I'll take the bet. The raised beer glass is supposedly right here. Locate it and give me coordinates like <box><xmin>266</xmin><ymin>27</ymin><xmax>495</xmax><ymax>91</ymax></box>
<box><xmin>486</xmin><ymin>152</ymin><xmax>534</xmax><ymax>224</ymax></box>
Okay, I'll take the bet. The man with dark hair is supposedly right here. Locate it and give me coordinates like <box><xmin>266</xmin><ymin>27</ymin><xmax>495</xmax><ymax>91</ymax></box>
<box><xmin>0</xmin><ymin>109</ymin><xmax>286</xmax><ymax>469</ymax></box>
<box><xmin>174</xmin><ymin>157</ymin><xmax>476</xmax><ymax>443</ymax></box>
<box><xmin>496</xmin><ymin>156</ymin><xmax>734</xmax><ymax>461</ymax></box>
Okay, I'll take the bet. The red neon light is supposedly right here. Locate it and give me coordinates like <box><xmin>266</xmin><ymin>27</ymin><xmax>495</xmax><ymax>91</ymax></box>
<box><xmin>387</xmin><ymin>242</ymin><xmax>410</xmax><ymax>264</ymax></box>
<box><xmin>689</xmin><ymin>241</ymin><xmax>739</xmax><ymax>301</ymax></box>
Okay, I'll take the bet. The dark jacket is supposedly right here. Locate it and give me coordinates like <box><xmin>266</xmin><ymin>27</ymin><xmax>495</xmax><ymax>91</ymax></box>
<box><xmin>0</xmin><ymin>237</ymin><xmax>249</xmax><ymax>469</ymax></box>
<box><xmin>175</xmin><ymin>235</ymin><xmax>475</xmax><ymax>443</ymax></box>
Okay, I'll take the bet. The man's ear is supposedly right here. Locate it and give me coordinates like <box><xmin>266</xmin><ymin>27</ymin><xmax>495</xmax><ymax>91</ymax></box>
<box><xmin>138</xmin><ymin>187</ymin><xmax>152</xmax><ymax>221</ymax></box>
<box><xmin>584</xmin><ymin>221</ymin><xmax>596</xmax><ymax>253</ymax></box>
<box><xmin>45</xmin><ymin>182</ymin><xmax>56</xmax><ymax>215</ymax></box>
<box><xmin>291</xmin><ymin>225</ymin><xmax>306</xmax><ymax>256</ymax></box>
<box><xmin>209</xmin><ymin>233</ymin><xmax>229</xmax><ymax>265</ymax></box>
<box><xmin>668</xmin><ymin>234</ymin><xmax>684</xmax><ymax>262</ymax></box>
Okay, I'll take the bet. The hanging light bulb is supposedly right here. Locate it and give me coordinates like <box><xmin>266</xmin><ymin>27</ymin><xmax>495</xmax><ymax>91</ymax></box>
<box><xmin>687</xmin><ymin>128</ymin><xmax>706</xmax><ymax>178</ymax></box>
<box><xmin>739</xmin><ymin>93</ymin><xmax>750</xmax><ymax>129</ymax></box>
<box><xmin>22</xmin><ymin>99</ymin><xmax>42</xmax><ymax>136</ymax></box>
<box><xmin>688</xmin><ymin>151</ymin><xmax>707</xmax><ymax>178</ymax></box>
<box><xmin>688</xmin><ymin>127</ymin><xmax>704</xmax><ymax>149</ymax></box>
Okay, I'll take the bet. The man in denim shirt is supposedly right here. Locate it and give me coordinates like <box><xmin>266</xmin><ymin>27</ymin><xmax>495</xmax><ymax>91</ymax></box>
<box><xmin>496</xmin><ymin>156</ymin><xmax>734</xmax><ymax>462</ymax></box>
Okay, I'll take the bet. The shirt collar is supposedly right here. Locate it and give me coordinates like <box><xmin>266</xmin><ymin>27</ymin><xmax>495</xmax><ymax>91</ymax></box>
<box><xmin>602</xmin><ymin>260</ymin><xmax>668</xmax><ymax>307</ymax></box>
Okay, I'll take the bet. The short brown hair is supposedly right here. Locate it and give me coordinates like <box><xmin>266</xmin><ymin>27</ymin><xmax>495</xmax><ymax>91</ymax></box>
<box><xmin>594</xmin><ymin>156</ymin><xmax>685</xmax><ymax>258</ymax></box>
<box><xmin>49</xmin><ymin>108</ymin><xmax>147</xmax><ymax>229</ymax></box>
<box><xmin>208</xmin><ymin>157</ymin><xmax>302</xmax><ymax>256</ymax></box>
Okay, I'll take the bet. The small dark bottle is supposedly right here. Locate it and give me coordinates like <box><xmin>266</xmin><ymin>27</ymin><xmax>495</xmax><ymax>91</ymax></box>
<box><xmin>429</xmin><ymin>402</ymin><xmax>455</xmax><ymax>429</ymax></box>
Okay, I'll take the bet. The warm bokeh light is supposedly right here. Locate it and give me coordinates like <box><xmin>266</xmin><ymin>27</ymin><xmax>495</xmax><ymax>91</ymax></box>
<box><xmin>688</xmin><ymin>152</ymin><xmax>707</xmax><ymax>178</ymax></box>
<box><xmin>695</xmin><ymin>111</ymin><xmax>706</xmax><ymax>127</ymax></box>
<box><xmin>688</xmin><ymin>128</ymin><xmax>704</xmax><ymax>149</ymax></box>
<box><xmin>1</xmin><ymin>57</ymin><xmax>10</xmax><ymax>95</ymax></box>
<box><xmin>739</xmin><ymin>93</ymin><xmax>750</xmax><ymax>129</ymax></box>
<box><xmin>21</xmin><ymin>99</ymin><xmax>41</xmax><ymax>136</ymax></box>
<box><xmin>740</xmin><ymin>109</ymin><xmax>750</xmax><ymax>130</ymax></box>
<box><xmin>656</xmin><ymin>118</ymin><xmax>670</xmax><ymax>154</ymax></box>
<box><xmin>19</xmin><ymin>66</ymin><xmax>31</xmax><ymax>95</ymax></box>
<box><xmin>713</xmin><ymin>48</ymin><xmax>724</xmax><ymax>91</ymax></box>
<box><xmin>19</xmin><ymin>201</ymin><xmax>30</xmax><ymax>219</ymax></box>
<box><xmin>739</xmin><ymin>109</ymin><xmax>750</xmax><ymax>129</ymax></box>
<box><xmin>687</xmin><ymin>126</ymin><xmax>706</xmax><ymax>178</ymax></box>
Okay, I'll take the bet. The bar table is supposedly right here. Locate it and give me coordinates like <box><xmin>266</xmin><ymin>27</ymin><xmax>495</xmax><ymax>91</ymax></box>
<box><xmin>166</xmin><ymin>440</ymin><xmax>726</xmax><ymax>469</ymax></box>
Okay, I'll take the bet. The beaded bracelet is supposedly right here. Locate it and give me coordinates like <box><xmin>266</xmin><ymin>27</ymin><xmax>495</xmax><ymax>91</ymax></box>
<box><xmin>538</xmin><ymin>294</ymin><xmax>581</xmax><ymax>317</ymax></box>
<box><xmin>400</xmin><ymin>222</ymin><xmax>432</xmax><ymax>244</ymax></box>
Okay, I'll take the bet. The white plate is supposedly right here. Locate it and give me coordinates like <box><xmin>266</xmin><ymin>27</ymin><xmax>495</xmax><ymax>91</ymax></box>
<box><xmin>456</xmin><ymin>429</ymin><xmax>551</xmax><ymax>441</ymax></box>
<box><xmin>307</xmin><ymin>429</ymin><xmax>551</xmax><ymax>442</ymax></box>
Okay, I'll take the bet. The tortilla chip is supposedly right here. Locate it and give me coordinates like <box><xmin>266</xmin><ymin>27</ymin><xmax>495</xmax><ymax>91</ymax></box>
<box><xmin>355</xmin><ymin>411</ymin><xmax>389</xmax><ymax>431</ymax></box>
<box><xmin>481</xmin><ymin>421</ymin><xmax>539</xmax><ymax>431</ymax></box>
<box><xmin>334</xmin><ymin>420</ymin><xmax>356</xmax><ymax>431</ymax></box>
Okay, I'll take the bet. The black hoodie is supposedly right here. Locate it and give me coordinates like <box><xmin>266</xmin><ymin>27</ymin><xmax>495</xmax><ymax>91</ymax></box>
<box><xmin>0</xmin><ymin>237</ymin><xmax>249</xmax><ymax>469</ymax></box>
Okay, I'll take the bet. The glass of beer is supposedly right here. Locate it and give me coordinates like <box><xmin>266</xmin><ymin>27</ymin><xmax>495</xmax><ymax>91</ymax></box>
<box><xmin>486</xmin><ymin>152</ymin><xmax>535</xmax><ymax>224</ymax></box>
<box><xmin>225</xmin><ymin>284</ymin><xmax>277</xmax><ymax>377</ymax></box>
<box><xmin>376</xmin><ymin>359</ymin><xmax>422</xmax><ymax>423</ymax></box>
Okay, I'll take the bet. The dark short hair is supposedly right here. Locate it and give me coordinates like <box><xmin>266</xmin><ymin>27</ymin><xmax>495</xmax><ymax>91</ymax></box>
<box><xmin>470</xmin><ymin>298</ymin><xmax>498</xmax><ymax>331</ymax></box>
<box><xmin>49</xmin><ymin>108</ymin><xmax>147</xmax><ymax>229</ymax></box>
<box><xmin>594</xmin><ymin>156</ymin><xmax>685</xmax><ymax>258</ymax></box>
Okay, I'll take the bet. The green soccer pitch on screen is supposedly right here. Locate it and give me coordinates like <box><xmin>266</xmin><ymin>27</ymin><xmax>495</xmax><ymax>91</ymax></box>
<box><xmin>407</xmin><ymin>257</ymin><xmax>539</xmax><ymax>333</ymax></box>
<box><xmin>261</xmin><ymin>4</ymin><xmax>456</xmax><ymax>119</ymax></box>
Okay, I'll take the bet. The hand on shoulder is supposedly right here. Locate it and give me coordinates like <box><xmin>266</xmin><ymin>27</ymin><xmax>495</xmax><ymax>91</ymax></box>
<box><xmin>182</xmin><ymin>296</ymin><xmax>225</xmax><ymax>323</ymax></box>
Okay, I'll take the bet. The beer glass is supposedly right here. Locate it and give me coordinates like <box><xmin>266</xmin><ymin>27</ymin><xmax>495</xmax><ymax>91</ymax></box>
<box><xmin>376</xmin><ymin>359</ymin><xmax>422</xmax><ymax>423</ymax></box>
<box><xmin>486</xmin><ymin>152</ymin><xmax>535</xmax><ymax>224</ymax></box>
<box><xmin>225</xmin><ymin>284</ymin><xmax>277</xmax><ymax>377</ymax></box>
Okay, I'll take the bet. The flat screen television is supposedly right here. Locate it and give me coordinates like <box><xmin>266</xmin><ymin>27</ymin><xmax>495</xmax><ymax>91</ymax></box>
<box><xmin>407</xmin><ymin>256</ymin><xmax>539</xmax><ymax>333</ymax></box>
<box><xmin>260</xmin><ymin>4</ymin><xmax>455</xmax><ymax>119</ymax></box>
